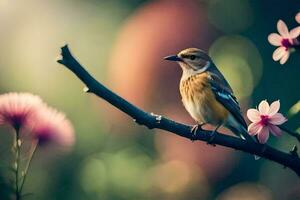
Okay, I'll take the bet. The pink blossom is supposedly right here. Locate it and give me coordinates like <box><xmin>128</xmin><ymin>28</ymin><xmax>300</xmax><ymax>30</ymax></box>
<box><xmin>268</xmin><ymin>20</ymin><xmax>300</xmax><ymax>64</ymax></box>
<box><xmin>247</xmin><ymin>100</ymin><xmax>287</xmax><ymax>144</ymax></box>
<box><xmin>28</xmin><ymin>106</ymin><xmax>75</xmax><ymax>150</ymax></box>
<box><xmin>0</xmin><ymin>93</ymin><xmax>44</xmax><ymax>130</ymax></box>
<box><xmin>296</xmin><ymin>12</ymin><xmax>300</xmax><ymax>24</ymax></box>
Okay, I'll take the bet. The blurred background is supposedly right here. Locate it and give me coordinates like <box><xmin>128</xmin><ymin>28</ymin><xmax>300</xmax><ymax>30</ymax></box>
<box><xmin>0</xmin><ymin>0</ymin><xmax>299</xmax><ymax>199</ymax></box>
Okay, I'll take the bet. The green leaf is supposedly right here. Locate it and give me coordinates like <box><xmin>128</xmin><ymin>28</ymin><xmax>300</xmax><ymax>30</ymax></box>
<box><xmin>288</xmin><ymin>101</ymin><xmax>300</xmax><ymax>117</ymax></box>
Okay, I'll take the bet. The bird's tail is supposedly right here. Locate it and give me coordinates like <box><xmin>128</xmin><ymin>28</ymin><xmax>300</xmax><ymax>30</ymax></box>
<box><xmin>226</xmin><ymin>125</ymin><xmax>260</xmax><ymax>160</ymax></box>
<box><xmin>226</xmin><ymin>124</ymin><xmax>257</xmax><ymax>143</ymax></box>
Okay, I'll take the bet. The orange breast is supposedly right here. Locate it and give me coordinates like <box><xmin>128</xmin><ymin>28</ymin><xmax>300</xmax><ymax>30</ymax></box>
<box><xmin>180</xmin><ymin>73</ymin><xmax>229</xmax><ymax>124</ymax></box>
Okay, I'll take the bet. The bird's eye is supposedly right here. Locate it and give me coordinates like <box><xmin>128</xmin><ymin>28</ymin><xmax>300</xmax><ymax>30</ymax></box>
<box><xmin>190</xmin><ymin>55</ymin><xmax>196</xmax><ymax>60</ymax></box>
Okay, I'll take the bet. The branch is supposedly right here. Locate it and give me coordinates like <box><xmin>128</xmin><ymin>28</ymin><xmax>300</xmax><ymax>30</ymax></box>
<box><xmin>280</xmin><ymin>125</ymin><xmax>300</xmax><ymax>142</ymax></box>
<box><xmin>57</xmin><ymin>45</ymin><xmax>300</xmax><ymax>176</ymax></box>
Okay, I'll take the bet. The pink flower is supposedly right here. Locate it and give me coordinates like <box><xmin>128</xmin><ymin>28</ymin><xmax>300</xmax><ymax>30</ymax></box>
<box><xmin>268</xmin><ymin>20</ymin><xmax>300</xmax><ymax>64</ymax></box>
<box><xmin>296</xmin><ymin>12</ymin><xmax>300</xmax><ymax>24</ymax></box>
<box><xmin>0</xmin><ymin>92</ymin><xmax>75</xmax><ymax>150</ymax></box>
<box><xmin>247</xmin><ymin>100</ymin><xmax>287</xmax><ymax>144</ymax></box>
<box><xmin>28</xmin><ymin>106</ymin><xmax>75</xmax><ymax>150</ymax></box>
<box><xmin>0</xmin><ymin>93</ymin><xmax>44</xmax><ymax>130</ymax></box>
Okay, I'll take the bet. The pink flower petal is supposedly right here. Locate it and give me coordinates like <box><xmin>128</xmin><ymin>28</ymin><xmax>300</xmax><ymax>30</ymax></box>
<box><xmin>279</xmin><ymin>51</ymin><xmax>290</xmax><ymax>65</ymax></box>
<box><xmin>269</xmin><ymin>113</ymin><xmax>287</xmax><ymax>125</ymax></box>
<box><xmin>247</xmin><ymin>109</ymin><xmax>261</xmax><ymax>122</ymax></box>
<box><xmin>277</xmin><ymin>20</ymin><xmax>290</xmax><ymax>38</ymax></box>
<box><xmin>247</xmin><ymin>122</ymin><xmax>262</xmax><ymax>136</ymax></box>
<box><xmin>296</xmin><ymin>12</ymin><xmax>300</xmax><ymax>24</ymax></box>
<box><xmin>272</xmin><ymin>47</ymin><xmax>286</xmax><ymax>61</ymax></box>
<box><xmin>268</xmin><ymin>124</ymin><xmax>282</xmax><ymax>137</ymax></box>
<box><xmin>268</xmin><ymin>100</ymin><xmax>280</xmax><ymax>116</ymax></box>
<box><xmin>293</xmin><ymin>38</ymin><xmax>300</xmax><ymax>46</ymax></box>
<box><xmin>257</xmin><ymin>126</ymin><xmax>269</xmax><ymax>144</ymax></box>
<box><xmin>29</xmin><ymin>106</ymin><xmax>75</xmax><ymax>150</ymax></box>
<box><xmin>258</xmin><ymin>100</ymin><xmax>270</xmax><ymax>115</ymax></box>
<box><xmin>268</xmin><ymin>33</ymin><xmax>282</xmax><ymax>46</ymax></box>
<box><xmin>290</xmin><ymin>26</ymin><xmax>300</xmax><ymax>39</ymax></box>
<box><xmin>0</xmin><ymin>93</ymin><xmax>44</xmax><ymax>129</ymax></box>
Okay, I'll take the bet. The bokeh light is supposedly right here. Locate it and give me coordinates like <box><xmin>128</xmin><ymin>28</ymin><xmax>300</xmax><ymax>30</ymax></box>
<box><xmin>80</xmin><ymin>158</ymin><xmax>107</xmax><ymax>195</ymax></box>
<box><xmin>216</xmin><ymin>183</ymin><xmax>272</xmax><ymax>200</ymax></box>
<box><xmin>149</xmin><ymin>159</ymin><xmax>209</xmax><ymax>199</ymax></box>
<box><xmin>209</xmin><ymin>35</ymin><xmax>263</xmax><ymax>100</ymax></box>
<box><xmin>79</xmin><ymin>147</ymin><xmax>152</xmax><ymax>199</ymax></box>
<box><xmin>208</xmin><ymin>0</ymin><xmax>254</xmax><ymax>33</ymax></box>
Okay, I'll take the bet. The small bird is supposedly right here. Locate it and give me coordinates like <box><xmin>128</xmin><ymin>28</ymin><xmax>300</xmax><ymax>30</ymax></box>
<box><xmin>164</xmin><ymin>48</ymin><xmax>255</xmax><ymax>143</ymax></box>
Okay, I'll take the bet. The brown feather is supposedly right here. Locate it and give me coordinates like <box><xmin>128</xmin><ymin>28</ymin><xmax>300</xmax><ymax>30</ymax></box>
<box><xmin>180</xmin><ymin>72</ymin><xmax>229</xmax><ymax>124</ymax></box>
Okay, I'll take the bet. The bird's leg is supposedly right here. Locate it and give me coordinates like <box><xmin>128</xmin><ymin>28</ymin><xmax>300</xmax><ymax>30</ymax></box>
<box><xmin>190</xmin><ymin>123</ymin><xmax>206</xmax><ymax>141</ymax></box>
<box><xmin>207</xmin><ymin>124</ymin><xmax>222</xmax><ymax>146</ymax></box>
<box><xmin>190</xmin><ymin>123</ymin><xmax>206</xmax><ymax>136</ymax></box>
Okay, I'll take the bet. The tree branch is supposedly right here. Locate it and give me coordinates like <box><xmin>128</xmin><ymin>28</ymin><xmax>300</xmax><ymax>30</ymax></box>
<box><xmin>279</xmin><ymin>125</ymin><xmax>300</xmax><ymax>142</ymax></box>
<box><xmin>57</xmin><ymin>45</ymin><xmax>300</xmax><ymax>176</ymax></box>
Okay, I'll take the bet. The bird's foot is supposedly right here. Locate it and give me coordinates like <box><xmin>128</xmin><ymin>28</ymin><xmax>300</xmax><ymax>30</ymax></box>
<box><xmin>207</xmin><ymin>125</ymin><xmax>222</xmax><ymax>146</ymax></box>
<box><xmin>207</xmin><ymin>131</ymin><xmax>217</xmax><ymax>146</ymax></box>
<box><xmin>190</xmin><ymin>123</ymin><xmax>206</xmax><ymax>141</ymax></box>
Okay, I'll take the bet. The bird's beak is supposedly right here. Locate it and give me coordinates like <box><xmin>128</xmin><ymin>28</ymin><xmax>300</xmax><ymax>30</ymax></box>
<box><xmin>163</xmin><ymin>55</ymin><xmax>182</xmax><ymax>62</ymax></box>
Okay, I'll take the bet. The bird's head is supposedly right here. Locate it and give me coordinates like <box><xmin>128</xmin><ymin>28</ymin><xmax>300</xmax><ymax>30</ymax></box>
<box><xmin>164</xmin><ymin>48</ymin><xmax>212</xmax><ymax>76</ymax></box>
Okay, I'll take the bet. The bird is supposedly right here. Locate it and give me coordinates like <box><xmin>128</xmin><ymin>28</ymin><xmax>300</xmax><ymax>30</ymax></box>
<box><xmin>164</xmin><ymin>48</ymin><xmax>256</xmax><ymax>143</ymax></box>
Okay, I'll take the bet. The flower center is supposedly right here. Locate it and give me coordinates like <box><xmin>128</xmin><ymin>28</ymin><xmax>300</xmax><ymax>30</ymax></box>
<box><xmin>260</xmin><ymin>115</ymin><xmax>269</xmax><ymax>126</ymax></box>
<box><xmin>36</xmin><ymin>129</ymin><xmax>52</xmax><ymax>146</ymax></box>
<box><xmin>281</xmin><ymin>38</ymin><xmax>292</xmax><ymax>49</ymax></box>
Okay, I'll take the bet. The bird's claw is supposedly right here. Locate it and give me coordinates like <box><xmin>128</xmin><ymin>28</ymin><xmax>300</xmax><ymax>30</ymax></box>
<box><xmin>191</xmin><ymin>125</ymin><xmax>198</xmax><ymax>135</ymax></box>
<box><xmin>207</xmin><ymin>130</ymin><xmax>217</xmax><ymax>146</ymax></box>
<box><xmin>190</xmin><ymin>123</ymin><xmax>205</xmax><ymax>141</ymax></box>
<box><xmin>206</xmin><ymin>124</ymin><xmax>222</xmax><ymax>146</ymax></box>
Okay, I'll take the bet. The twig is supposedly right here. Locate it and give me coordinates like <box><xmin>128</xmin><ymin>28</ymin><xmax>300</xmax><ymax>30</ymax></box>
<box><xmin>280</xmin><ymin>125</ymin><xmax>300</xmax><ymax>142</ymax></box>
<box><xmin>57</xmin><ymin>45</ymin><xmax>300</xmax><ymax>176</ymax></box>
<box><xmin>14</xmin><ymin>128</ymin><xmax>21</xmax><ymax>200</ymax></box>
<box><xmin>19</xmin><ymin>140</ymin><xmax>38</xmax><ymax>195</ymax></box>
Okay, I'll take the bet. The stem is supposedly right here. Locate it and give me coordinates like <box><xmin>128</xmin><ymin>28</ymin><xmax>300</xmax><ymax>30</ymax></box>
<box><xmin>19</xmin><ymin>140</ymin><xmax>38</xmax><ymax>195</ymax></box>
<box><xmin>280</xmin><ymin>125</ymin><xmax>300</xmax><ymax>142</ymax></box>
<box><xmin>14</xmin><ymin>128</ymin><xmax>21</xmax><ymax>200</ymax></box>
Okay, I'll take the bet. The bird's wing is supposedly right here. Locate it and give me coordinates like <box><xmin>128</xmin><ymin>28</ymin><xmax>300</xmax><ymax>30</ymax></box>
<box><xmin>208</xmin><ymin>73</ymin><xmax>247</xmax><ymax>129</ymax></box>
